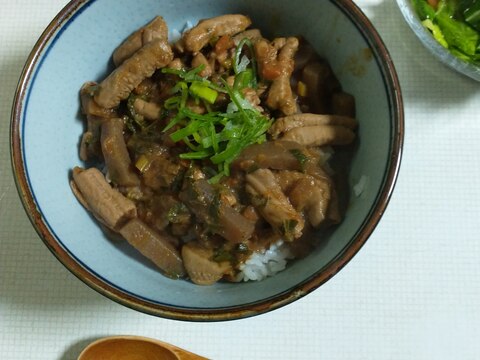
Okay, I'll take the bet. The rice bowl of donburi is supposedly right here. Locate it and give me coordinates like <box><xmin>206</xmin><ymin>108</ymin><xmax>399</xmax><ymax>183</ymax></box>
<box><xmin>11</xmin><ymin>0</ymin><xmax>403</xmax><ymax>321</ymax></box>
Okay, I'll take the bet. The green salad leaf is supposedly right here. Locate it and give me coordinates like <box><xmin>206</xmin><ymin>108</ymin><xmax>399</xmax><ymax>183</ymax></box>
<box><xmin>412</xmin><ymin>0</ymin><xmax>436</xmax><ymax>19</ymax></box>
<box><xmin>412</xmin><ymin>0</ymin><xmax>480</xmax><ymax>65</ymax></box>
<box><xmin>436</xmin><ymin>0</ymin><xmax>479</xmax><ymax>55</ymax></box>
<box><xmin>422</xmin><ymin>19</ymin><xmax>449</xmax><ymax>47</ymax></box>
<box><xmin>464</xmin><ymin>0</ymin><xmax>480</xmax><ymax>30</ymax></box>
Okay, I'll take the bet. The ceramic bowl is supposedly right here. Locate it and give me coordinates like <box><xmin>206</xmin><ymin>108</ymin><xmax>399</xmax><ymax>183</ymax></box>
<box><xmin>11</xmin><ymin>0</ymin><xmax>403</xmax><ymax>321</ymax></box>
<box><xmin>396</xmin><ymin>0</ymin><xmax>480</xmax><ymax>81</ymax></box>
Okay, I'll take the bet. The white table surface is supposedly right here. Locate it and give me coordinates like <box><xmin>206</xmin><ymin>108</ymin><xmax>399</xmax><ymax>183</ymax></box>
<box><xmin>1</xmin><ymin>0</ymin><xmax>480</xmax><ymax>359</ymax></box>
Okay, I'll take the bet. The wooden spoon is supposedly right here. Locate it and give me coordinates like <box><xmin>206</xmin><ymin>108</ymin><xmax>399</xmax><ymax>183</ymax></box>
<box><xmin>77</xmin><ymin>336</ymin><xmax>209</xmax><ymax>360</ymax></box>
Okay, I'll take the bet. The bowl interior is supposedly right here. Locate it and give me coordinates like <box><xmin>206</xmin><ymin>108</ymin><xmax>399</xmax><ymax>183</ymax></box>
<box><xmin>16</xmin><ymin>0</ymin><xmax>399</xmax><ymax>314</ymax></box>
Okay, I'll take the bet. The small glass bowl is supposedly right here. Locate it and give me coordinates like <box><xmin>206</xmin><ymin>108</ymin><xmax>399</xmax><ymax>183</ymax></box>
<box><xmin>396</xmin><ymin>0</ymin><xmax>480</xmax><ymax>81</ymax></box>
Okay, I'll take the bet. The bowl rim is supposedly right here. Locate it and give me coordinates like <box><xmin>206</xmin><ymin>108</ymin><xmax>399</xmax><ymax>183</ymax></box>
<box><xmin>10</xmin><ymin>0</ymin><xmax>404</xmax><ymax>321</ymax></box>
<box><xmin>396</xmin><ymin>0</ymin><xmax>480</xmax><ymax>82</ymax></box>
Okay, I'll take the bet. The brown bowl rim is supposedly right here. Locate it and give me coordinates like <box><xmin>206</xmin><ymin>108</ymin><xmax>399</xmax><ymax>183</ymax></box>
<box><xmin>10</xmin><ymin>0</ymin><xmax>404</xmax><ymax>321</ymax></box>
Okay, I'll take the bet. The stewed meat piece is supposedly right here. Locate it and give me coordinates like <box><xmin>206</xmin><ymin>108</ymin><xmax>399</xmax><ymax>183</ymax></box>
<box><xmin>269</xmin><ymin>113</ymin><xmax>357</xmax><ymax>138</ymax></box>
<box><xmin>113</xmin><ymin>16</ymin><xmax>169</xmax><ymax>66</ymax></box>
<box><xmin>191</xmin><ymin>52</ymin><xmax>213</xmax><ymax>77</ymax></box>
<box><xmin>95</xmin><ymin>39</ymin><xmax>173</xmax><ymax>108</ymax></box>
<box><xmin>301</xmin><ymin>60</ymin><xmax>341</xmax><ymax>114</ymax></box>
<box><xmin>180</xmin><ymin>178</ymin><xmax>255</xmax><ymax>244</ymax></box>
<box><xmin>133</xmin><ymin>98</ymin><xmax>162</xmax><ymax>120</ymax></box>
<box><xmin>282</xmin><ymin>125</ymin><xmax>355</xmax><ymax>147</ymax></box>
<box><xmin>263</xmin><ymin>37</ymin><xmax>299</xmax><ymax>115</ymax></box>
<box><xmin>120</xmin><ymin>218</ymin><xmax>186</xmax><ymax>279</ymax></box>
<box><xmin>246</xmin><ymin>169</ymin><xmax>304</xmax><ymax>241</ymax></box>
<box><xmin>101</xmin><ymin>118</ymin><xmax>140</xmax><ymax>186</ymax></box>
<box><xmin>182</xmin><ymin>243</ymin><xmax>232</xmax><ymax>285</ymax></box>
<box><xmin>71</xmin><ymin>167</ymin><xmax>137</xmax><ymax>231</ymax></box>
<box><xmin>233</xmin><ymin>140</ymin><xmax>307</xmax><ymax>172</ymax></box>
<box><xmin>232</xmin><ymin>29</ymin><xmax>262</xmax><ymax>45</ymax></box>
<box><xmin>183</xmin><ymin>14</ymin><xmax>252</xmax><ymax>53</ymax></box>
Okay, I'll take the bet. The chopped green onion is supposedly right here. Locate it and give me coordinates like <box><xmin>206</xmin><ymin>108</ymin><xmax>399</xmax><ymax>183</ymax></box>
<box><xmin>189</xmin><ymin>82</ymin><xmax>218</xmax><ymax>104</ymax></box>
<box><xmin>297</xmin><ymin>81</ymin><xmax>308</xmax><ymax>97</ymax></box>
<box><xmin>171</xmin><ymin>81</ymin><xmax>188</xmax><ymax>94</ymax></box>
<box><xmin>170</xmin><ymin>120</ymin><xmax>203</xmax><ymax>142</ymax></box>
<box><xmin>180</xmin><ymin>149</ymin><xmax>214</xmax><ymax>160</ymax></box>
<box><xmin>182</xmin><ymin>136</ymin><xmax>201</xmax><ymax>151</ymax></box>
<box><xmin>210</xmin><ymin>139</ymin><xmax>242</xmax><ymax>164</ymax></box>
<box><xmin>212</xmin><ymin>247</ymin><xmax>234</xmax><ymax>263</ymax></box>
<box><xmin>233</xmin><ymin>38</ymin><xmax>258</xmax><ymax>87</ymax></box>
<box><xmin>289</xmin><ymin>149</ymin><xmax>308</xmax><ymax>171</ymax></box>
<box><xmin>162</xmin><ymin>64</ymin><xmax>205</xmax><ymax>81</ymax></box>
<box><xmin>209</xmin><ymin>122</ymin><xmax>219</xmax><ymax>153</ymax></box>
<box><xmin>159</xmin><ymin>52</ymin><xmax>268</xmax><ymax>182</ymax></box>
<box><xmin>167</xmin><ymin>203</ymin><xmax>190</xmax><ymax>223</ymax></box>
<box><xmin>207</xmin><ymin>172</ymin><xmax>225</xmax><ymax>184</ymax></box>
<box><xmin>162</xmin><ymin>64</ymin><xmax>227</xmax><ymax>93</ymax></box>
<box><xmin>234</xmin><ymin>69</ymin><xmax>254</xmax><ymax>91</ymax></box>
<box><xmin>282</xmin><ymin>219</ymin><xmax>298</xmax><ymax>241</ymax></box>
<box><xmin>164</xmin><ymin>96</ymin><xmax>181</xmax><ymax>110</ymax></box>
<box><xmin>135</xmin><ymin>154</ymin><xmax>150</xmax><ymax>173</ymax></box>
<box><xmin>162</xmin><ymin>111</ymin><xmax>185</xmax><ymax>132</ymax></box>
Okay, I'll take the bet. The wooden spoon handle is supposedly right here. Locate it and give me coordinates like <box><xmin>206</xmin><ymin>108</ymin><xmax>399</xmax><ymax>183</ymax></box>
<box><xmin>159</xmin><ymin>341</ymin><xmax>209</xmax><ymax>360</ymax></box>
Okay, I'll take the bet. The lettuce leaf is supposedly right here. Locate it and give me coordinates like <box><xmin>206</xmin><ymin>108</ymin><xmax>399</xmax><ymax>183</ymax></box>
<box><xmin>413</xmin><ymin>0</ymin><xmax>480</xmax><ymax>64</ymax></box>
<box><xmin>412</xmin><ymin>0</ymin><xmax>436</xmax><ymax>19</ymax></box>
<box><xmin>464</xmin><ymin>0</ymin><xmax>480</xmax><ymax>31</ymax></box>
<box><xmin>436</xmin><ymin>1</ymin><xmax>479</xmax><ymax>55</ymax></box>
<box><xmin>422</xmin><ymin>19</ymin><xmax>449</xmax><ymax>47</ymax></box>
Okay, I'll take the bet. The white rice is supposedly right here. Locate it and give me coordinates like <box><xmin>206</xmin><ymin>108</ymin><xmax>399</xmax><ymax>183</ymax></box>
<box><xmin>353</xmin><ymin>175</ymin><xmax>369</xmax><ymax>197</ymax></box>
<box><xmin>236</xmin><ymin>240</ymin><xmax>294</xmax><ymax>282</ymax></box>
<box><xmin>318</xmin><ymin>146</ymin><xmax>335</xmax><ymax>175</ymax></box>
<box><xmin>169</xmin><ymin>21</ymin><xmax>194</xmax><ymax>42</ymax></box>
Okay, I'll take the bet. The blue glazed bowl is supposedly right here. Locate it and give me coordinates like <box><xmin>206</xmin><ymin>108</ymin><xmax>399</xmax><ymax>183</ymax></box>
<box><xmin>11</xmin><ymin>0</ymin><xmax>403</xmax><ymax>321</ymax></box>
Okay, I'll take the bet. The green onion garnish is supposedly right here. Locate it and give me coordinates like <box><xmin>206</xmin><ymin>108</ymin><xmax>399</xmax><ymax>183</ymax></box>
<box><xmin>189</xmin><ymin>82</ymin><xmax>218</xmax><ymax>104</ymax></box>
<box><xmin>160</xmin><ymin>39</ymin><xmax>267</xmax><ymax>183</ymax></box>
